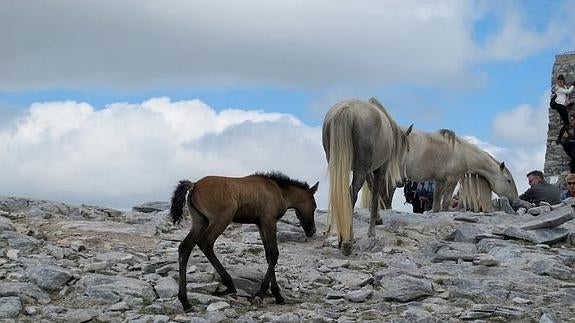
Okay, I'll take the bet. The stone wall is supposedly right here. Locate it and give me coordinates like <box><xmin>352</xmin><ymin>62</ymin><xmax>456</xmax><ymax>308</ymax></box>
<box><xmin>544</xmin><ymin>52</ymin><xmax>575</xmax><ymax>183</ymax></box>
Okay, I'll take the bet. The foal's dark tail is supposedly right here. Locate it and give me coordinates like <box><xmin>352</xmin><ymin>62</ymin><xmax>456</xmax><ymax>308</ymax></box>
<box><xmin>170</xmin><ymin>180</ymin><xmax>194</xmax><ymax>224</ymax></box>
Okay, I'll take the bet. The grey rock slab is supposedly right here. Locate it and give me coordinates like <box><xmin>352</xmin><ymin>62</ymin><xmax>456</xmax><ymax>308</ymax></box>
<box><xmin>532</xmin><ymin>260</ymin><xmax>574</xmax><ymax>281</ymax></box>
<box><xmin>473</xmin><ymin>254</ymin><xmax>500</xmax><ymax>266</ymax></box>
<box><xmin>453</xmin><ymin>215</ymin><xmax>479</xmax><ymax>223</ymax></box>
<box><xmin>61</xmin><ymin>309</ymin><xmax>101</xmax><ymax>322</ymax></box>
<box><xmin>528</xmin><ymin>205</ymin><xmax>551</xmax><ymax>215</ymax></box>
<box><xmin>503</xmin><ymin>226</ymin><xmax>570</xmax><ymax>244</ymax></box>
<box><xmin>28</xmin><ymin>264</ymin><xmax>74</xmax><ymax>291</ymax></box>
<box><xmin>432</xmin><ymin>242</ymin><xmax>477</xmax><ymax>262</ymax></box>
<box><xmin>0</xmin><ymin>231</ymin><xmax>41</xmax><ymax>251</ymax></box>
<box><xmin>155</xmin><ymin>276</ymin><xmax>178</xmax><ymax>299</ymax></box>
<box><xmin>224</xmin><ymin>266</ymin><xmax>265</xmax><ymax>296</ymax></box>
<box><xmin>94</xmin><ymin>251</ymin><xmax>140</xmax><ymax>265</ymax></box>
<box><xmin>0</xmin><ymin>297</ymin><xmax>22</xmax><ymax>318</ymax></box>
<box><xmin>451</xmin><ymin>223</ymin><xmax>484</xmax><ymax>243</ymax></box>
<box><xmin>328</xmin><ymin>270</ymin><xmax>372</xmax><ymax>289</ymax></box>
<box><xmin>206</xmin><ymin>301</ymin><xmax>230</xmax><ymax>311</ymax></box>
<box><xmin>0</xmin><ymin>282</ymin><xmax>51</xmax><ymax>304</ymax></box>
<box><xmin>0</xmin><ymin>216</ymin><xmax>15</xmax><ymax>231</ymax></box>
<box><xmin>59</xmin><ymin>220</ymin><xmax>157</xmax><ymax>237</ymax></box>
<box><xmin>380</xmin><ymin>275</ymin><xmax>433</xmax><ymax>302</ymax></box>
<box><xmin>344</xmin><ymin>287</ymin><xmax>372</xmax><ymax>302</ymax></box>
<box><xmin>520</xmin><ymin>206</ymin><xmax>574</xmax><ymax>230</ymax></box>
<box><xmin>132</xmin><ymin>201</ymin><xmax>170</xmax><ymax>213</ymax></box>
<box><xmin>81</xmin><ymin>273</ymin><xmax>156</xmax><ymax>303</ymax></box>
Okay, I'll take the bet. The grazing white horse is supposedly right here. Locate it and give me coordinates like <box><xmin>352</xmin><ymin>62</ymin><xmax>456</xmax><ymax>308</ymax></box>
<box><xmin>322</xmin><ymin>98</ymin><xmax>412</xmax><ymax>255</ymax></box>
<box><xmin>400</xmin><ymin>128</ymin><xmax>518</xmax><ymax>212</ymax></box>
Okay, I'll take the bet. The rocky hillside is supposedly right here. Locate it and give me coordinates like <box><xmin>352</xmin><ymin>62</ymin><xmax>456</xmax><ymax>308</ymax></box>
<box><xmin>1</xmin><ymin>196</ymin><xmax>574</xmax><ymax>322</ymax></box>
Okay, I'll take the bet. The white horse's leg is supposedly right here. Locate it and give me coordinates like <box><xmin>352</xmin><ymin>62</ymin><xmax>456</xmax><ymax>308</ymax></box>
<box><xmin>432</xmin><ymin>181</ymin><xmax>444</xmax><ymax>212</ymax></box>
<box><xmin>441</xmin><ymin>180</ymin><xmax>457</xmax><ymax>212</ymax></box>
<box><xmin>368</xmin><ymin>168</ymin><xmax>385</xmax><ymax>237</ymax></box>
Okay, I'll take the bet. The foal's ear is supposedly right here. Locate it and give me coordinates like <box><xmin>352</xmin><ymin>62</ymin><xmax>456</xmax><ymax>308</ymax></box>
<box><xmin>309</xmin><ymin>181</ymin><xmax>319</xmax><ymax>194</ymax></box>
<box><xmin>500</xmin><ymin>162</ymin><xmax>505</xmax><ymax>171</ymax></box>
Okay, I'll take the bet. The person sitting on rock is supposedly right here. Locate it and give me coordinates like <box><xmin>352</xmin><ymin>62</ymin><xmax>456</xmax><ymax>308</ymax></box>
<box><xmin>560</xmin><ymin>173</ymin><xmax>575</xmax><ymax>201</ymax></box>
<box><xmin>513</xmin><ymin>170</ymin><xmax>562</xmax><ymax>210</ymax></box>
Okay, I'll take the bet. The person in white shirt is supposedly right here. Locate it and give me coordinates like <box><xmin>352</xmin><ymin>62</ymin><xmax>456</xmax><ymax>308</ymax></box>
<box><xmin>553</xmin><ymin>74</ymin><xmax>574</xmax><ymax>127</ymax></box>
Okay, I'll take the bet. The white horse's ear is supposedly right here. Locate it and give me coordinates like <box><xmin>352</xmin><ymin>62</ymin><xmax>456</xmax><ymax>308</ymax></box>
<box><xmin>500</xmin><ymin>162</ymin><xmax>505</xmax><ymax>170</ymax></box>
<box><xmin>309</xmin><ymin>181</ymin><xmax>319</xmax><ymax>194</ymax></box>
<box><xmin>405</xmin><ymin>124</ymin><xmax>414</xmax><ymax>136</ymax></box>
<box><xmin>368</xmin><ymin>97</ymin><xmax>381</xmax><ymax>107</ymax></box>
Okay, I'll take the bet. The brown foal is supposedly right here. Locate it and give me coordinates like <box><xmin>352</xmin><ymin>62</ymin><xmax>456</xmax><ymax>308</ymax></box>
<box><xmin>169</xmin><ymin>171</ymin><xmax>318</xmax><ymax>312</ymax></box>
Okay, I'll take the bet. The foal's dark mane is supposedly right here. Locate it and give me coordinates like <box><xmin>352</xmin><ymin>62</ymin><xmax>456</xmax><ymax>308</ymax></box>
<box><xmin>253</xmin><ymin>171</ymin><xmax>310</xmax><ymax>191</ymax></box>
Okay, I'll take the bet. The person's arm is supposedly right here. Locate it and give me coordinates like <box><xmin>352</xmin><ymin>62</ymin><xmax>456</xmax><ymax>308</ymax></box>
<box><xmin>519</xmin><ymin>187</ymin><xmax>534</xmax><ymax>202</ymax></box>
<box><xmin>557</xmin><ymin>86</ymin><xmax>575</xmax><ymax>94</ymax></box>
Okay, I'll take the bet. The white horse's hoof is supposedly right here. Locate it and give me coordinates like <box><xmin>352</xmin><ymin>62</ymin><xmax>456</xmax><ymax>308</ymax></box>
<box><xmin>341</xmin><ymin>241</ymin><xmax>353</xmax><ymax>256</ymax></box>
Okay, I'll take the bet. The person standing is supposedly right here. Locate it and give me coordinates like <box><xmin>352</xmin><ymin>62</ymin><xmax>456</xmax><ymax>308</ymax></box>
<box><xmin>403</xmin><ymin>180</ymin><xmax>423</xmax><ymax>213</ymax></box>
<box><xmin>553</xmin><ymin>75</ymin><xmax>574</xmax><ymax>129</ymax></box>
<box><xmin>559</xmin><ymin>115</ymin><xmax>575</xmax><ymax>172</ymax></box>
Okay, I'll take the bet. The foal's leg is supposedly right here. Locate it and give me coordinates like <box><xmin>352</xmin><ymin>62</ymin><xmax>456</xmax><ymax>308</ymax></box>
<box><xmin>197</xmin><ymin>220</ymin><xmax>237</xmax><ymax>295</ymax></box>
<box><xmin>368</xmin><ymin>167</ymin><xmax>385</xmax><ymax>237</ymax></box>
<box><xmin>256</xmin><ymin>220</ymin><xmax>284</xmax><ymax>304</ymax></box>
<box><xmin>178</xmin><ymin>215</ymin><xmax>208</xmax><ymax>312</ymax></box>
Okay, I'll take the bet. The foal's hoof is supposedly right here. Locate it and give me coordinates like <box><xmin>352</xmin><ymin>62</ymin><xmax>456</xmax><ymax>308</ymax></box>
<box><xmin>375</xmin><ymin>217</ymin><xmax>383</xmax><ymax>225</ymax></box>
<box><xmin>182</xmin><ymin>304</ymin><xmax>193</xmax><ymax>313</ymax></box>
<box><xmin>275</xmin><ymin>295</ymin><xmax>285</xmax><ymax>304</ymax></box>
<box><xmin>341</xmin><ymin>241</ymin><xmax>353</xmax><ymax>256</ymax></box>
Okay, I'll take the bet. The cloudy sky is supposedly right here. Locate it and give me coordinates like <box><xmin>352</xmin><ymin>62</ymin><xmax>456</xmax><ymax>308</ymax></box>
<box><xmin>0</xmin><ymin>0</ymin><xmax>572</xmax><ymax>210</ymax></box>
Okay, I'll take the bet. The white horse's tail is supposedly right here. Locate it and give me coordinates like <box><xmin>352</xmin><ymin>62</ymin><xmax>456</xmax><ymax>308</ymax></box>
<box><xmin>459</xmin><ymin>174</ymin><xmax>492</xmax><ymax>212</ymax></box>
<box><xmin>360</xmin><ymin>182</ymin><xmax>371</xmax><ymax>209</ymax></box>
<box><xmin>327</xmin><ymin>108</ymin><xmax>354</xmax><ymax>243</ymax></box>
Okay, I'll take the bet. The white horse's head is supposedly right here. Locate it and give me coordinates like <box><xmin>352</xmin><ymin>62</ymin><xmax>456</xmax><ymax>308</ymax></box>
<box><xmin>488</xmin><ymin>162</ymin><xmax>519</xmax><ymax>201</ymax></box>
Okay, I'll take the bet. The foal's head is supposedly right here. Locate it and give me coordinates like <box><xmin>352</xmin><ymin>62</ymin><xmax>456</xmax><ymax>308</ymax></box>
<box><xmin>255</xmin><ymin>171</ymin><xmax>319</xmax><ymax>237</ymax></box>
<box><xmin>291</xmin><ymin>181</ymin><xmax>319</xmax><ymax>237</ymax></box>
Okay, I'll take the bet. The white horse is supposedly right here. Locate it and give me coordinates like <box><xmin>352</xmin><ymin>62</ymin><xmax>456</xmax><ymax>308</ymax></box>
<box><xmin>400</xmin><ymin>128</ymin><xmax>518</xmax><ymax>212</ymax></box>
<box><xmin>322</xmin><ymin>98</ymin><xmax>412</xmax><ymax>255</ymax></box>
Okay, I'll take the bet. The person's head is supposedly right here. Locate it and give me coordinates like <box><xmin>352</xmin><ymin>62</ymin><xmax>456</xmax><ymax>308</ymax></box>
<box><xmin>569</xmin><ymin>115</ymin><xmax>575</xmax><ymax>125</ymax></box>
<box><xmin>566</xmin><ymin>174</ymin><xmax>575</xmax><ymax>192</ymax></box>
<box><xmin>558</xmin><ymin>74</ymin><xmax>566</xmax><ymax>86</ymax></box>
<box><xmin>526</xmin><ymin>170</ymin><xmax>544</xmax><ymax>187</ymax></box>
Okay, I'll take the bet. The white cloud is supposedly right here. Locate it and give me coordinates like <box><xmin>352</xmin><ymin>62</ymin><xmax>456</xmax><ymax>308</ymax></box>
<box><xmin>0</xmin><ymin>0</ymin><xmax>559</xmax><ymax>91</ymax></box>
<box><xmin>0</xmin><ymin>96</ymin><xmax>549</xmax><ymax>211</ymax></box>
<box><xmin>491</xmin><ymin>95</ymin><xmax>549</xmax><ymax>145</ymax></box>
<box><xmin>0</xmin><ymin>98</ymin><xmax>327</xmax><ymax>209</ymax></box>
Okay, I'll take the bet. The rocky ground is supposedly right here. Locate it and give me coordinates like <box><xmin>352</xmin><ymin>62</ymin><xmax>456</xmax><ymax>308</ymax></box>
<box><xmin>1</xmin><ymin>196</ymin><xmax>575</xmax><ymax>323</ymax></box>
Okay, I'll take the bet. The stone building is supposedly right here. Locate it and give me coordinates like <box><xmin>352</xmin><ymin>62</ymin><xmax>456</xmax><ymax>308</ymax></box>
<box><xmin>544</xmin><ymin>51</ymin><xmax>575</xmax><ymax>184</ymax></box>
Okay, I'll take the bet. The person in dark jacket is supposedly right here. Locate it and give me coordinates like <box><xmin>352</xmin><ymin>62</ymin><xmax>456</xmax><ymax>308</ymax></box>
<box><xmin>513</xmin><ymin>170</ymin><xmax>561</xmax><ymax>210</ymax></box>
<box><xmin>404</xmin><ymin>180</ymin><xmax>434</xmax><ymax>213</ymax></box>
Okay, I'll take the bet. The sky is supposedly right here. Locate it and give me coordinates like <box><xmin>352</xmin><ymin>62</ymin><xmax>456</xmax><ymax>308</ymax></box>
<box><xmin>0</xmin><ymin>0</ymin><xmax>574</xmax><ymax>211</ymax></box>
